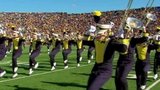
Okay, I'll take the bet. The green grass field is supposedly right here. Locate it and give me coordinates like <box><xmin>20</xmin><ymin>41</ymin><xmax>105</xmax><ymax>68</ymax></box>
<box><xmin>0</xmin><ymin>46</ymin><xmax>159</xmax><ymax>90</ymax></box>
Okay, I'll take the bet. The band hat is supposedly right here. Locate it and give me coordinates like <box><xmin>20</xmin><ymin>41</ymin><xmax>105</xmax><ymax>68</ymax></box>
<box><xmin>96</xmin><ymin>24</ymin><xmax>109</xmax><ymax>34</ymax></box>
<box><xmin>52</xmin><ymin>33</ymin><xmax>59</xmax><ymax>37</ymax></box>
<box><xmin>13</xmin><ymin>31</ymin><xmax>19</xmax><ymax>34</ymax></box>
<box><xmin>11</xmin><ymin>25</ymin><xmax>16</xmax><ymax>28</ymax></box>
<box><xmin>88</xmin><ymin>25</ymin><xmax>96</xmax><ymax>33</ymax></box>
<box><xmin>97</xmin><ymin>30</ymin><xmax>107</xmax><ymax>34</ymax></box>
<box><xmin>156</xmin><ymin>26</ymin><xmax>160</xmax><ymax>30</ymax></box>
<box><xmin>93</xmin><ymin>10</ymin><xmax>102</xmax><ymax>16</ymax></box>
<box><xmin>97</xmin><ymin>24</ymin><xmax>114</xmax><ymax>29</ymax></box>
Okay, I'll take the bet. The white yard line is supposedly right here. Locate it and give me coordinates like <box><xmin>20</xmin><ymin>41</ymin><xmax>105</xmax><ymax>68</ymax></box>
<box><xmin>127</xmin><ymin>74</ymin><xmax>154</xmax><ymax>79</ymax></box>
<box><xmin>0</xmin><ymin>63</ymin><xmax>93</xmax><ymax>83</ymax></box>
<box><xmin>1</xmin><ymin>61</ymin><xmax>160</xmax><ymax>90</ymax></box>
<box><xmin>0</xmin><ymin>61</ymin><xmax>28</xmax><ymax>65</ymax></box>
<box><xmin>17</xmin><ymin>62</ymin><xmax>29</xmax><ymax>65</ymax></box>
<box><xmin>0</xmin><ymin>61</ymin><xmax>49</xmax><ymax>65</ymax></box>
<box><xmin>145</xmin><ymin>79</ymin><xmax>160</xmax><ymax>90</ymax></box>
<box><xmin>0</xmin><ymin>61</ymin><xmax>11</xmax><ymax>65</ymax></box>
<box><xmin>128</xmin><ymin>73</ymin><xmax>160</xmax><ymax>90</ymax></box>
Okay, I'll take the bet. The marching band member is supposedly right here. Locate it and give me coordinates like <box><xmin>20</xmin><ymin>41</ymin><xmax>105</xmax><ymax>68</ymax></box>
<box><xmin>76</xmin><ymin>33</ymin><xmax>84</xmax><ymax>67</ymax></box>
<box><xmin>115</xmin><ymin>26</ymin><xmax>134</xmax><ymax>90</ymax></box>
<box><xmin>62</xmin><ymin>32</ymin><xmax>74</xmax><ymax>69</ymax></box>
<box><xmin>28</xmin><ymin>28</ymin><xmax>38</xmax><ymax>55</ymax></box>
<box><xmin>11</xmin><ymin>26</ymin><xmax>25</xmax><ymax>78</ymax></box>
<box><xmin>45</xmin><ymin>31</ymin><xmax>52</xmax><ymax>54</ymax></box>
<box><xmin>6</xmin><ymin>38</ymin><xmax>12</xmax><ymax>54</ymax></box>
<box><xmin>87</xmin><ymin>24</ymin><xmax>127</xmax><ymax>90</ymax></box>
<box><xmin>86</xmin><ymin>10</ymin><xmax>100</xmax><ymax>64</ymax></box>
<box><xmin>114</xmin><ymin>25</ymin><xmax>150</xmax><ymax>90</ymax></box>
<box><xmin>6</xmin><ymin>27</ymin><xmax>13</xmax><ymax>54</ymax></box>
<box><xmin>152</xmin><ymin>26</ymin><xmax>160</xmax><ymax>80</ymax></box>
<box><xmin>49</xmin><ymin>33</ymin><xmax>61</xmax><ymax>70</ymax></box>
<box><xmin>0</xmin><ymin>25</ymin><xmax>8</xmax><ymax>77</ymax></box>
<box><xmin>83</xmin><ymin>33</ymin><xmax>94</xmax><ymax>63</ymax></box>
<box><xmin>46</xmin><ymin>35</ymin><xmax>51</xmax><ymax>54</ymax></box>
<box><xmin>28</xmin><ymin>34</ymin><xmax>33</xmax><ymax>55</ymax></box>
<box><xmin>87</xmin><ymin>33</ymin><xmax>95</xmax><ymax>64</ymax></box>
<box><xmin>134</xmin><ymin>29</ymin><xmax>155</xmax><ymax>90</ymax></box>
<box><xmin>29</xmin><ymin>32</ymin><xmax>43</xmax><ymax>75</ymax></box>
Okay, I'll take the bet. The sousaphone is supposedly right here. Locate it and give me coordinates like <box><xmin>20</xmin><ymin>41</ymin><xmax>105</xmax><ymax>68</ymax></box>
<box><xmin>145</xmin><ymin>13</ymin><xmax>157</xmax><ymax>27</ymax></box>
<box><xmin>126</xmin><ymin>17</ymin><xmax>143</xmax><ymax>29</ymax></box>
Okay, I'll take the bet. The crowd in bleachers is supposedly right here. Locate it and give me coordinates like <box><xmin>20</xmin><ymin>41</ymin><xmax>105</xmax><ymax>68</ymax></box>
<box><xmin>0</xmin><ymin>7</ymin><xmax>159</xmax><ymax>35</ymax></box>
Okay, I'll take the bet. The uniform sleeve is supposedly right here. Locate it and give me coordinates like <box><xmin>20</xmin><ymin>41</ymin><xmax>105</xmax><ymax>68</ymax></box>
<box><xmin>153</xmin><ymin>41</ymin><xmax>159</xmax><ymax>49</ymax></box>
<box><xmin>148</xmin><ymin>43</ymin><xmax>156</xmax><ymax>50</ymax></box>
<box><xmin>18</xmin><ymin>38</ymin><xmax>25</xmax><ymax>44</ymax></box>
<box><xmin>110</xmin><ymin>39</ymin><xmax>127</xmax><ymax>53</ymax></box>
<box><xmin>83</xmin><ymin>40</ymin><xmax>95</xmax><ymax>47</ymax></box>
<box><xmin>132</xmin><ymin>37</ymin><xmax>148</xmax><ymax>45</ymax></box>
<box><xmin>69</xmin><ymin>40</ymin><xmax>76</xmax><ymax>45</ymax></box>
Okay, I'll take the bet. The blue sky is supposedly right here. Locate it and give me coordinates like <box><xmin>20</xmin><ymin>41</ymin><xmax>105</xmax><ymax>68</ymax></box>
<box><xmin>0</xmin><ymin>0</ymin><xmax>159</xmax><ymax>13</ymax></box>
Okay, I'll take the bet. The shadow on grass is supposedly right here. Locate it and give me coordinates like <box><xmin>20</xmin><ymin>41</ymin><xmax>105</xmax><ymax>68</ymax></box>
<box><xmin>42</xmin><ymin>81</ymin><xmax>110</xmax><ymax>90</ymax></box>
<box><xmin>72</xmin><ymin>72</ymin><xmax>90</xmax><ymax>76</ymax></box>
<box><xmin>6</xmin><ymin>85</ymin><xmax>45</xmax><ymax>90</ymax></box>
<box><xmin>111</xmin><ymin>76</ymin><xmax>153</xmax><ymax>82</ymax></box>
<box><xmin>42</xmin><ymin>81</ymin><xmax>86</xmax><ymax>88</ymax></box>
<box><xmin>100</xmin><ymin>88</ymin><xmax>111</xmax><ymax>90</ymax></box>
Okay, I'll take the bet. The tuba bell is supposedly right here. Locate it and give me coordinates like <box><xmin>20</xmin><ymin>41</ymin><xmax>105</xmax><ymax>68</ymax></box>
<box><xmin>146</xmin><ymin>13</ymin><xmax>157</xmax><ymax>21</ymax></box>
<box><xmin>145</xmin><ymin>13</ymin><xmax>157</xmax><ymax>27</ymax></box>
<box><xmin>126</xmin><ymin>17</ymin><xmax>143</xmax><ymax>29</ymax></box>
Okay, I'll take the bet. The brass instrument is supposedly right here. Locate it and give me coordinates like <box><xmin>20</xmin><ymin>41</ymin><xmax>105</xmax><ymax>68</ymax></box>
<box><xmin>126</xmin><ymin>17</ymin><xmax>143</xmax><ymax>29</ymax></box>
<box><xmin>145</xmin><ymin>13</ymin><xmax>157</xmax><ymax>27</ymax></box>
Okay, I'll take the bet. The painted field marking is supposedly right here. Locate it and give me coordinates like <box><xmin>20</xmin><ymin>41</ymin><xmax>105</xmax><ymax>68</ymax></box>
<box><xmin>146</xmin><ymin>79</ymin><xmax>160</xmax><ymax>90</ymax></box>
<box><xmin>127</xmin><ymin>74</ymin><xmax>154</xmax><ymax>79</ymax></box>
<box><xmin>127</xmin><ymin>73</ymin><xmax>160</xmax><ymax>90</ymax></box>
<box><xmin>0</xmin><ymin>61</ymin><xmax>11</xmax><ymax>65</ymax></box>
<box><xmin>0</xmin><ymin>63</ymin><xmax>93</xmax><ymax>83</ymax></box>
